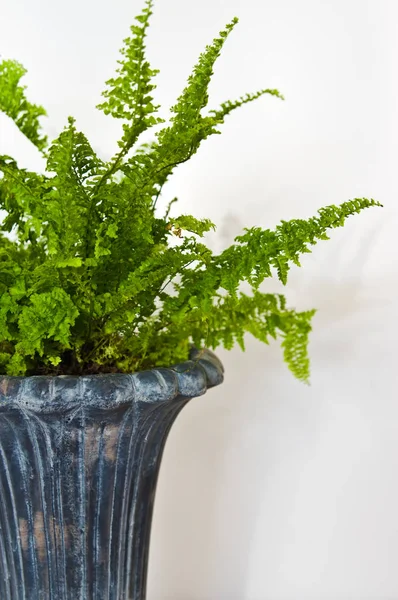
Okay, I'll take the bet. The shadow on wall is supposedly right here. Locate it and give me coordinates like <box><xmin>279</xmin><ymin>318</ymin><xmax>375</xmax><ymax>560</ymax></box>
<box><xmin>147</xmin><ymin>344</ymin><xmax>273</xmax><ymax>600</ymax></box>
<box><xmin>148</xmin><ymin>335</ymin><xmax>325</xmax><ymax>600</ymax></box>
<box><xmin>147</xmin><ymin>209</ymin><xmax>389</xmax><ymax>600</ymax></box>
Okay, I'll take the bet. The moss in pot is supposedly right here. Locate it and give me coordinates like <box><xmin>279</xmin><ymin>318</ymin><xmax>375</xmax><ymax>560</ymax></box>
<box><xmin>0</xmin><ymin>1</ymin><xmax>381</xmax><ymax>598</ymax></box>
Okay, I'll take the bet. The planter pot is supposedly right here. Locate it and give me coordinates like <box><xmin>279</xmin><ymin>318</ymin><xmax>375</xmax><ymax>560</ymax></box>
<box><xmin>0</xmin><ymin>348</ymin><xmax>223</xmax><ymax>600</ymax></box>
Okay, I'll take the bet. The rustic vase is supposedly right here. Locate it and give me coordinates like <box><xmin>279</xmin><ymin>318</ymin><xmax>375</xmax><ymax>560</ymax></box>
<box><xmin>0</xmin><ymin>348</ymin><xmax>223</xmax><ymax>600</ymax></box>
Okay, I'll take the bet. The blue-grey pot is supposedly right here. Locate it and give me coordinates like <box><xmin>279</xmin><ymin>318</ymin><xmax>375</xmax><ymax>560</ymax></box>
<box><xmin>0</xmin><ymin>348</ymin><xmax>223</xmax><ymax>600</ymax></box>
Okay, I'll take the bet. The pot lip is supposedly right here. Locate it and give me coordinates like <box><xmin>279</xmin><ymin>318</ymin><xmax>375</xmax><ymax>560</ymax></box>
<box><xmin>0</xmin><ymin>348</ymin><xmax>224</xmax><ymax>413</ymax></box>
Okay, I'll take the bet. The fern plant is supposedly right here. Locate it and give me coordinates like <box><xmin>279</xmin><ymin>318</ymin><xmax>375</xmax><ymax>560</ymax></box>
<box><xmin>0</xmin><ymin>0</ymin><xmax>381</xmax><ymax>382</ymax></box>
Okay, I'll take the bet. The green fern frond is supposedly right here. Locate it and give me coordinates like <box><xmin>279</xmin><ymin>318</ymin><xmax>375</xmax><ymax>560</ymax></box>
<box><xmin>219</xmin><ymin>198</ymin><xmax>383</xmax><ymax>289</ymax></box>
<box><xmin>166</xmin><ymin>215</ymin><xmax>216</xmax><ymax>237</ymax></box>
<box><xmin>0</xmin><ymin>155</ymin><xmax>46</xmax><ymax>241</ymax></box>
<box><xmin>208</xmin><ymin>88</ymin><xmax>284</xmax><ymax>123</ymax></box>
<box><xmin>45</xmin><ymin>116</ymin><xmax>104</xmax><ymax>257</ymax></box>
<box><xmin>164</xmin><ymin>17</ymin><xmax>239</xmax><ymax>128</ymax></box>
<box><xmin>0</xmin><ymin>59</ymin><xmax>48</xmax><ymax>151</ymax></box>
<box><xmin>46</xmin><ymin>117</ymin><xmax>102</xmax><ymax>187</ymax></box>
<box><xmin>7</xmin><ymin>288</ymin><xmax>79</xmax><ymax>374</ymax></box>
<box><xmin>280</xmin><ymin>309</ymin><xmax>316</xmax><ymax>383</ymax></box>
<box><xmin>121</xmin><ymin>17</ymin><xmax>240</xmax><ymax>196</ymax></box>
<box><xmin>97</xmin><ymin>0</ymin><xmax>163</xmax><ymax>150</ymax></box>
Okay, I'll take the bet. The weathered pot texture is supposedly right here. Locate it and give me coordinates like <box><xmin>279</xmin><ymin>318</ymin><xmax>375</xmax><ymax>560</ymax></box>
<box><xmin>0</xmin><ymin>348</ymin><xmax>223</xmax><ymax>600</ymax></box>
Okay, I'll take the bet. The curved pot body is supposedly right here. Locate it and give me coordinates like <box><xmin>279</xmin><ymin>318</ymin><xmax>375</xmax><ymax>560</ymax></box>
<box><xmin>0</xmin><ymin>349</ymin><xmax>223</xmax><ymax>600</ymax></box>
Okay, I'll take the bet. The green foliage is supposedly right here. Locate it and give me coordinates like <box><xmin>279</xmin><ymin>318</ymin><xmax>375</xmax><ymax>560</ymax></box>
<box><xmin>0</xmin><ymin>2</ymin><xmax>382</xmax><ymax>382</ymax></box>
<box><xmin>0</xmin><ymin>59</ymin><xmax>48</xmax><ymax>151</ymax></box>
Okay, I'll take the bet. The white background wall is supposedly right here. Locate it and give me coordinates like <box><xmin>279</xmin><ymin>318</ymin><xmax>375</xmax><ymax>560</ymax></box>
<box><xmin>1</xmin><ymin>0</ymin><xmax>398</xmax><ymax>598</ymax></box>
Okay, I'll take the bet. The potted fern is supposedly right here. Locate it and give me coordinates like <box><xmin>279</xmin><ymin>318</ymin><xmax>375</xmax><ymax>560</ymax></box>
<box><xmin>0</xmin><ymin>1</ymin><xmax>381</xmax><ymax>599</ymax></box>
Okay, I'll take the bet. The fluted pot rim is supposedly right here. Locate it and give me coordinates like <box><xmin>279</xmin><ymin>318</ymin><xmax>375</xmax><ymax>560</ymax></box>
<box><xmin>0</xmin><ymin>348</ymin><xmax>224</xmax><ymax>414</ymax></box>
